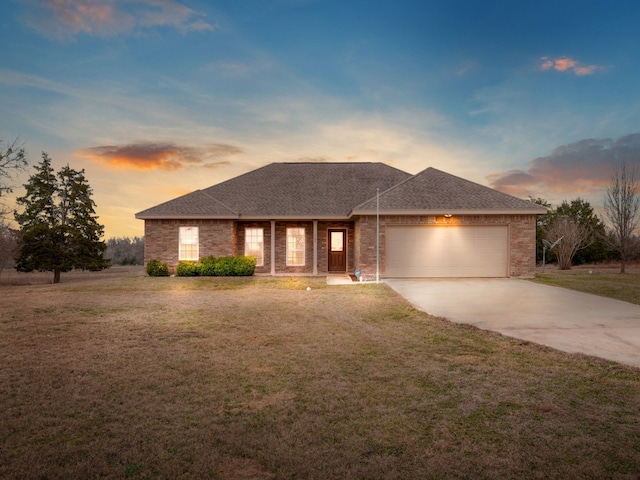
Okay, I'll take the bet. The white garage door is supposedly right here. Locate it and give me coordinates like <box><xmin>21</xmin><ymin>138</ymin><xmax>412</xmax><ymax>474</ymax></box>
<box><xmin>385</xmin><ymin>225</ymin><xmax>509</xmax><ymax>278</ymax></box>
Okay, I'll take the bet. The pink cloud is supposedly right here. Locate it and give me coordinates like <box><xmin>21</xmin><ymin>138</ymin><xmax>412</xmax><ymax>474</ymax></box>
<box><xmin>552</xmin><ymin>57</ymin><xmax>578</xmax><ymax>72</ymax></box>
<box><xmin>539</xmin><ymin>56</ymin><xmax>602</xmax><ymax>76</ymax></box>
<box><xmin>488</xmin><ymin>134</ymin><xmax>640</xmax><ymax>201</ymax></box>
<box><xmin>540</xmin><ymin>58</ymin><xmax>554</xmax><ymax>70</ymax></box>
<box><xmin>24</xmin><ymin>0</ymin><xmax>215</xmax><ymax>39</ymax></box>
<box><xmin>573</xmin><ymin>65</ymin><xmax>598</xmax><ymax>76</ymax></box>
<box><xmin>77</xmin><ymin>142</ymin><xmax>241</xmax><ymax>171</ymax></box>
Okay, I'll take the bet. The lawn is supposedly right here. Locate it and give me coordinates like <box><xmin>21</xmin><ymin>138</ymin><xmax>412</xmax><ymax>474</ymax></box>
<box><xmin>533</xmin><ymin>262</ymin><xmax>640</xmax><ymax>305</ymax></box>
<box><xmin>1</xmin><ymin>267</ymin><xmax>639</xmax><ymax>479</ymax></box>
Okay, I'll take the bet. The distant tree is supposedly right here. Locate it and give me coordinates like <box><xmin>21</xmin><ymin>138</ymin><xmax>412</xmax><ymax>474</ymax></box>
<box><xmin>555</xmin><ymin>198</ymin><xmax>609</xmax><ymax>264</ymax></box>
<box><xmin>0</xmin><ymin>222</ymin><xmax>20</xmax><ymax>276</ymax></box>
<box><xmin>544</xmin><ymin>215</ymin><xmax>591</xmax><ymax>270</ymax></box>
<box><xmin>529</xmin><ymin>196</ymin><xmax>552</xmax><ymax>264</ymax></box>
<box><xmin>0</xmin><ymin>137</ymin><xmax>28</xmax><ymax>219</ymax></box>
<box><xmin>105</xmin><ymin>237</ymin><xmax>145</xmax><ymax>265</ymax></box>
<box><xmin>14</xmin><ymin>152</ymin><xmax>110</xmax><ymax>283</ymax></box>
<box><xmin>603</xmin><ymin>161</ymin><xmax>640</xmax><ymax>273</ymax></box>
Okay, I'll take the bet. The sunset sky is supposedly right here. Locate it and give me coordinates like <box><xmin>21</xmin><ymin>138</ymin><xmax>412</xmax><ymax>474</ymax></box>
<box><xmin>1</xmin><ymin>0</ymin><xmax>640</xmax><ymax>239</ymax></box>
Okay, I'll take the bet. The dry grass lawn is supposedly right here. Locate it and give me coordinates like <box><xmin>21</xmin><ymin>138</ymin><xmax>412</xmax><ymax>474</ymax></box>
<box><xmin>534</xmin><ymin>262</ymin><xmax>640</xmax><ymax>305</ymax></box>
<box><xmin>1</xmin><ymin>267</ymin><xmax>640</xmax><ymax>479</ymax></box>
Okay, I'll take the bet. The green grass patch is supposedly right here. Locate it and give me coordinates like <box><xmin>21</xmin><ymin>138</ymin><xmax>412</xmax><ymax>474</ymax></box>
<box><xmin>533</xmin><ymin>266</ymin><xmax>640</xmax><ymax>305</ymax></box>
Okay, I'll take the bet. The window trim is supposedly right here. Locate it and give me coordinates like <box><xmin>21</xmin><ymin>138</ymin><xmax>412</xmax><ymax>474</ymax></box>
<box><xmin>178</xmin><ymin>226</ymin><xmax>199</xmax><ymax>261</ymax></box>
<box><xmin>286</xmin><ymin>227</ymin><xmax>305</xmax><ymax>266</ymax></box>
<box><xmin>245</xmin><ymin>227</ymin><xmax>264</xmax><ymax>266</ymax></box>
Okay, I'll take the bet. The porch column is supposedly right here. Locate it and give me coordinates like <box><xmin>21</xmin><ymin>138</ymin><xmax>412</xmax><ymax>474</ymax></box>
<box><xmin>313</xmin><ymin>220</ymin><xmax>318</xmax><ymax>276</ymax></box>
<box><xmin>270</xmin><ymin>220</ymin><xmax>276</xmax><ymax>276</ymax></box>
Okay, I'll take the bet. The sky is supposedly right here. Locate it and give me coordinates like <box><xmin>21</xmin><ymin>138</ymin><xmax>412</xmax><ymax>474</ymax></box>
<box><xmin>1</xmin><ymin>0</ymin><xmax>640</xmax><ymax>239</ymax></box>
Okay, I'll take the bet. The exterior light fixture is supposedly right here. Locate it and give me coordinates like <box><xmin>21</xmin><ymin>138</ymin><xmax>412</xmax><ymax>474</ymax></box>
<box><xmin>444</xmin><ymin>214</ymin><xmax>452</xmax><ymax>218</ymax></box>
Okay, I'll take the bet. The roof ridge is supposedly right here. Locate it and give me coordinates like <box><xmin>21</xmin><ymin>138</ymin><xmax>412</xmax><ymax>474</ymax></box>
<box><xmin>350</xmin><ymin>167</ymin><xmax>426</xmax><ymax>213</ymax></box>
<box><xmin>200</xmin><ymin>189</ymin><xmax>238</xmax><ymax>215</ymax></box>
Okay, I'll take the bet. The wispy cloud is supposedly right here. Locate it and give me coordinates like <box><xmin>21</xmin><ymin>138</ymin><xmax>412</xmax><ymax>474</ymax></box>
<box><xmin>487</xmin><ymin>134</ymin><xmax>640</xmax><ymax>201</ymax></box>
<box><xmin>540</xmin><ymin>56</ymin><xmax>603</xmax><ymax>76</ymax></box>
<box><xmin>201</xmin><ymin>60</ymin><xmax>275</xmax><ymax>79</ymax></box>
<box><xmin>77</xmin><ymin>142</ymin><xmax>242</xmax><ymax>171</ymax></box>
<box><xmin>23</xmin><ymin>0</ymin><xmax>215</xmax><ymax>40</ymax></box>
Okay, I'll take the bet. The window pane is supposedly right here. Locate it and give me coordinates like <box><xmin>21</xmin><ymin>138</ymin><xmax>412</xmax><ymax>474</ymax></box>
<box><xmin>286</xmin><ymin>228</ymin><xmax>305</xmax><ymax>266</ymax></box>
<box><xmin>179</xmin><ymin>226</ymin><xmax>199</xmax><ymax>261</ymax></box>
<box><xmin>330</xmin><ymin>231</ymin><xmax>344</xmax><ymax>252</ymax></box>
<box><xmin>245</xmin><ymin>228</ymin><xmax>264</xmax><ymax>266</ymax></box>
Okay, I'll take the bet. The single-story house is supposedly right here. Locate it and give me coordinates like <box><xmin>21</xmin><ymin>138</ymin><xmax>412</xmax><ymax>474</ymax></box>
<box><xmin>135</xmin><ymin>162</ymin><xmax>547</xmax><ymax>279</ymax></box>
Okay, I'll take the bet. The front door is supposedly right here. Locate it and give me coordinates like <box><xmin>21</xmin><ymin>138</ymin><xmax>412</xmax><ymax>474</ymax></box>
<box><xmin>328</xmin><ymin>229</ymin><xmax>347</xmax><ymax>272</ymax></box>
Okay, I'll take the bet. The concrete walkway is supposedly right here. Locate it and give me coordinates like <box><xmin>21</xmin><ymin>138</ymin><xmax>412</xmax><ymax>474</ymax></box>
<box><xmin>385</xmin><ymin>278</ymin><xmax>640</xmax><ymax>369</ymax></box>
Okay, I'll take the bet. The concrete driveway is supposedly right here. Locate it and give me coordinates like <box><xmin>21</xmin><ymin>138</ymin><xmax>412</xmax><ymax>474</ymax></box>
<box><xmin>385</xmin><ymin>278</ymin><xmax>640</xmax><ymax>369</ymax></box>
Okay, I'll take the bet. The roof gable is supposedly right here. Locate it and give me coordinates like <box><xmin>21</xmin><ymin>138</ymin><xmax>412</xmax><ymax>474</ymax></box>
<box><xmin>353</xmin><ymin>167</ymin><xmax>548</xmax><ymax>214</ymax></box>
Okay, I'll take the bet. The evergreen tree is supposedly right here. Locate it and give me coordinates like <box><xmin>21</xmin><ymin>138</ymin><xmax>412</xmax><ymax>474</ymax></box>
<box><xmin>14</xmin><ymin>152</ymin><xmax>109</xmax><ymax>283</ymax></box>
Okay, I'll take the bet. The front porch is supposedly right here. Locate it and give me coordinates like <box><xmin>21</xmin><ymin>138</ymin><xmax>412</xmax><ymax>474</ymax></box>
<box><xmin>237</xmin><ymin>220</ymin><xmax>355</xmax><ymax>276</ymax></box>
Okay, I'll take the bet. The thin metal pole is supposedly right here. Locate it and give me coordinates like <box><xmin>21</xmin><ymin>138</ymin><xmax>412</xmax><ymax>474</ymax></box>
<box><xmin>376</xmin><ymin>188</ymin><xmax>379</xmax><ymax>284</ymax></box>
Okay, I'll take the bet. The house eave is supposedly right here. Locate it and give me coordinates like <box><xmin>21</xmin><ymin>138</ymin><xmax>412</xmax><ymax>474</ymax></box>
<box><xmin>350</xmin><ymin>208</ymin><xmax>548</xmax><ymax>216</ymax></box>
<box><xmin>135</xmin><ymin>214</ymin><xmax>240</xmax><ymax>220</ymax></box>
<box><xmin>135</xmin><ymin>214</ymin><xmax>352</xmax><ymax>221</ymax></box>
<box><xmin>237</xmin><ymin>214</ymin><xmax>352</xmax><ymax>220</ymax></box>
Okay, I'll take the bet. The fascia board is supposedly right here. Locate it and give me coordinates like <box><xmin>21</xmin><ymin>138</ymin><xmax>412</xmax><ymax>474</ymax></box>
<box><xmin>136</xmin><ymin>214</ymin><xmax>352</xmax><ymax>220</ymax></box>
<box><xmin>135</xmin><ymin>214</ymin><xmax>240</xmax><ymax>220</ymax></box>
<box><xmin>349</xmin><ymin>208</ymin><xmax>549</xmax><ymax>216</ymax></box>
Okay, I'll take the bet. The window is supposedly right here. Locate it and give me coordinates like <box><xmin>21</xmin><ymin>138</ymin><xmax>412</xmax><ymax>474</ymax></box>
<box><xmin>179</xmin><ymin>226</ymin><xmax>199</xmax><ymax>261</ymax></box>
<box><xmin>330</xmin><ymin>230</ymin><xmax>345</xmax><ymax>252</ymax></box>
<box><xmin>286</xmin><ymin>228</ymin><xmax>305</xmax><ymax>266</ymax></box>
<box><xmin>245</xmin><ymin>228</ymin><xmax>264</xmax><ymax>266</ymax></box>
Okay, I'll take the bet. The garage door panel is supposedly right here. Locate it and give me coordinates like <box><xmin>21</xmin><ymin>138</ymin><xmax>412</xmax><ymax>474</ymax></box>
<box><xmin>386</xmin><ymin>226</ymin><xmax>508</xmax><ymax>278</ymax></box>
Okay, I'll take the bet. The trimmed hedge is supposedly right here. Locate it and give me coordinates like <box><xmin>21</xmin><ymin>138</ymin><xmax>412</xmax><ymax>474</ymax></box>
<box><xmin>198</xmin><ymin>256</ymin><xmax>217</xmax><ymax>276</ymax></box>
<box><xmin>176</xmin><ymin>261</ymin><xmax>199</xmax><ymax>277</ymax></box>
<box><xmin>175</xmin><ymin>255</ymin><xmax>257</xmax><ymax>277</ymax></box>
<box><xmin>146</xmin><ymin>259</ymin><xmax>169</xmax><ymax>277</ymax></box>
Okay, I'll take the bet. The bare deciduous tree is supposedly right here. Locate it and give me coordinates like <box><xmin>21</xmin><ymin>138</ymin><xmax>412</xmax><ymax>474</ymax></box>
<box><xmin>0</xmin><ymin>138</ymin><xmax>27</xmax><ymax>220</ymax></box>
<box><xmin>0</xmin><ymin>221</ymin><xmax>20</xmax><ymax>276</ymax></box>
<box><xmin>545</xmin><ymin>215</ymin><xmax>591</xmax><ymax>270</ymax></box>
<box><xmin>604</xmin><ymin>161</ymin><xmax>640</xmax><ymax>273</ymax></box>
<box><xmin>0</xmin><ymin>138</ymin><xmax>27</xmax><ymax>278</ymax></box>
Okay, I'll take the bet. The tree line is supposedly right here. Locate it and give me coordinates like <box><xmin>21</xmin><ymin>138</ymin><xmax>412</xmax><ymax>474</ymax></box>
<box><xmin>105</xmin><ymin>237</ymin><xmax>144</xmax><ymax>265</ymax></box>
<box><xmin>531</xmin><ymin>161</ymin><xmax>640</xmax><ymax>272</ymax></box>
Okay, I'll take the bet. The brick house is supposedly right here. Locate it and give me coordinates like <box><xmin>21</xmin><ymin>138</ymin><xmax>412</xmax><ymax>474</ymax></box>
<box><xmin>135</xmin><ymin>162</ymin><xmax>547</xmax><ymax>278</ymax></box>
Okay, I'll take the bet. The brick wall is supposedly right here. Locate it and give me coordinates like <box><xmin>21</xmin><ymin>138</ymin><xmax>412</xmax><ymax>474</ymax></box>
<box><xmin>145</xmin><ymin>219</ymin><xmax>359</xmax><ymax>276</ymax></box>
<box><xmin>143</xmin><ymin>215</ymin><xmax>545</xmax><ymax>278</ymax></box>
<box><xmin>354</xmin><ymin>214</ymin><xmax>538</xmax><ymax>279</ymax></box>
<box><xmin>144</xmin><ymin>219</ymin><xmax>236</xmax><ymax>274</ymax></box>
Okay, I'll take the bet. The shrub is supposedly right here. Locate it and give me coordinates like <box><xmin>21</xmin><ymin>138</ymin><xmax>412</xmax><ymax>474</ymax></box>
<box><xmin>177</xmin><ymin>261</ymin><xmax>199</xmax><ymax>276</ymax></box>
<box><xmin>146</xmin><ymin>259</ymin><xmax>169</xmax><ymax>277</ymax></box>
<box><xmin>210</xmin><ymin>255</ymin><xmax>256</xmax><ymax>276</ymax></box>
<box><xmin>213</xmin><ymin>256</ymin><xmax>235</xmax><ymax>276</ymax></box>
<box><xmin>198</xmin><ymin>256</ymin><xmax>217</xmax><ymax>276</ymax></box>
<box><xmin>233</xmin><ymin>255</ymin><xmax>257</xmax><ymax>276</ymax></box>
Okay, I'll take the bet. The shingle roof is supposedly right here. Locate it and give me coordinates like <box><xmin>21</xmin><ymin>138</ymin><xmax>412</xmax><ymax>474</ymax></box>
<box><xmin>136</xmin><ymin>163</ymin><xmax>547</xmax><ymax>219</ymax></box>
<box><xmin>352</xmin><ymin>167</ymin><xmax>548</xmax><ymax>214</ymax></box>
<box><xmin>135</xmin><ymin>162</ymin><xmax>412</xmax><ymax>219</ymax></box>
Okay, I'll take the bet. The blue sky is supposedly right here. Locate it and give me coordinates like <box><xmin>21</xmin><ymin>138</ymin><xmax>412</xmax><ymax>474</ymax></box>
<box><xmin>1</xmin><ymin>0</ymin><xmax>639</xmax><ymax>238</ymax></box>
